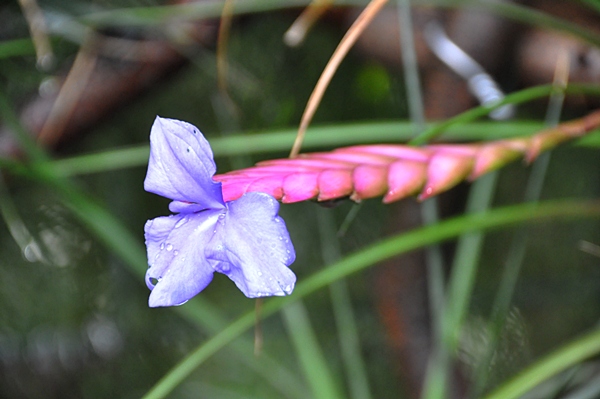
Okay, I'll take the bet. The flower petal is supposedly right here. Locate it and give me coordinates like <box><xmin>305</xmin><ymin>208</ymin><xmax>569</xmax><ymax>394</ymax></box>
<box><xmin>144</xmin><ymin>210</ymin><xmax>223</xmax><ymax>307</ymax></box>
<box><xmin>168</xmin><ymin>200</ymin><xmax>207</xmax><ymax>214</ymax></box>
<box><xmin>206</xmin><ymin>192</ymin><xmax>296</xmax><ymax>298</ymax></box>
<box><xmin>144</xmin><ymin>117</ymin><xmax>224</xmax><ymax>209</ymax></box>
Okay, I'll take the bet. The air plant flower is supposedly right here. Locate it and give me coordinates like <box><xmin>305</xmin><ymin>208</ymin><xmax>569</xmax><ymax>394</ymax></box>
<box><xmin>144</xmin><ymin>117</ymin><xmax>296</xmax><ymax>307</ymax></box>
<box><xmin>143</xmin><ymin>110</ymin><xmax>600</xmax><ymax>307</ymax></box>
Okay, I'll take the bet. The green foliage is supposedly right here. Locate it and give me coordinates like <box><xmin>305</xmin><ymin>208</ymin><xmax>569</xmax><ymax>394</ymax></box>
<box><xmin>1</xmin><ymin>1</ymin><xmax>600</xmax><ymax>399</ymax></box>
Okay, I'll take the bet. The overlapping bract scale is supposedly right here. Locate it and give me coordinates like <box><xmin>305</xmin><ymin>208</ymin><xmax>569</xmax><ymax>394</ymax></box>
<box><xmin>215</xmin><ymin>111</ymin><xmax>600</xmax><ymax>204</ymax></box>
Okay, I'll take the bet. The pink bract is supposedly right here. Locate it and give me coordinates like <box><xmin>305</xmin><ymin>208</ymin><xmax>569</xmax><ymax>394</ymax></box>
<box><xmin>214</xmin><ymin>111</ymin><xmax>600</xmax><ymax>204</ymax></box>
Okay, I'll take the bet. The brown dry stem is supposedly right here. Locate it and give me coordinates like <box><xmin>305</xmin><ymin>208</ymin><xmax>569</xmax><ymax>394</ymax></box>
<box><xmin>289</xmin><ymin>0</ymin><xmax>389</xmax><ymax>158</ymax></box>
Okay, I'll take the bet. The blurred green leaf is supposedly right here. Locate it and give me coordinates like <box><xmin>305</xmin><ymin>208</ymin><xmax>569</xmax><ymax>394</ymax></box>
<box><xmin>142</xmin><ymin>198</ymin><xmax>600</xmax><ymax>399</ymax></box>
<box><xmin>0</xmin><ymin>38</ymin><xmax>35</xmax><ymax>59</ymax></box>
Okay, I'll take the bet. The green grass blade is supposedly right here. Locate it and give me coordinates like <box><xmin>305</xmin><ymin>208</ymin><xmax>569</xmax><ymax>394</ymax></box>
<box><xmin>282</xmin><ymin>301</ymin><xmax>344</xmax><ymax>399</ymax></box>
<box><xmin>445</xmin><ymin>171</ymin><xmax>499</xmax><ymax>349</ymax></box>
<box><xmin>48</xmin><ymin>83</ymin><xmax>600</xmax><ymax>177</ymax></box>
<box><xmin>82</xmin><ymin>0</ymin><xmax>311</xmax><ymax>28</ymax></box>
<box><xmin>469</xmin><ymin>83</ymin><xmax>566</xmax><ymax>397</ymax></box>
<box><xmin>142</xmin><ymin>199</ymin><xmax>600</xmax><ymax>399</ymax></box>
<box><xmin>482</xmin><ymin>328</ymin><xmax>600</xmax><ymax>399</ymax></box>
<box><xmin>0</xmin><ymin>38</ymin><xmax>35</xmax><ymax>59</ymax></box>
<box><xmin>477</xmin><ymin>1</ymin><xmax>600</xmax><ymax>47</ymax></box>
<box><xmin>318</xmin><ymin>208</ymin><xmax>373</xmax><ymax>399</ymax></box>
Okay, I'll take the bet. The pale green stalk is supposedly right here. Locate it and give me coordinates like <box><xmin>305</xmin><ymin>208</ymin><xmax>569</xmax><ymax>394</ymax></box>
<box><xmin>281</xmin><ymin>301</ymin><xmax>344</xmax><ymax>399</ymax></box>
<box><xmin>318</xmin><ymin>208</ymin><xmax>373</xmax><ymax>399</ymax></box>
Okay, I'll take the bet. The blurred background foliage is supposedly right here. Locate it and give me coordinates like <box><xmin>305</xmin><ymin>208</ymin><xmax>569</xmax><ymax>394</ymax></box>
<box><xmin>1</xmin><ymin>0</ymin><xmax>600</xmax><ymax>398</ymax></box>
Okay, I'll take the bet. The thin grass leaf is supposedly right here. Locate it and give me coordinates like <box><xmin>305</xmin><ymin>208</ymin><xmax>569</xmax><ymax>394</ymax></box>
<box><xmin>142</xmin><ymin>199</ymin><xmax>600</xmax><ymax>399</ymax></box>
<box><xmin>0</xmin><ymin>38</ymin><xmax>36</xmax><ymax>59</ymax></box>
<box><xmin>45</xmin><ymin>83</ymin><xmax>600</xmax><ymax>178</ymax></box>
<box><xmin>469</xmin><ymin>75</ymin><xmax>568</xmax><ymax>397</ymax></box>
<box><xmin>477</xmin><ymin>1</ymin><xmax>600</xmax><ymax>47</ymax></box>
<box><xmin>282</xmin><ymin>301</ymin><xmax>344</xmax><ymax>399</ymax></box>
<box><xmin>482</xmin><ymin>328</ymin><xmax>600</xmax><ymax>399</ymax></box>
<box><xmin>318</xmin><ymin>208</ymin><xmax>373</xmax><ymax>399</ymax></box>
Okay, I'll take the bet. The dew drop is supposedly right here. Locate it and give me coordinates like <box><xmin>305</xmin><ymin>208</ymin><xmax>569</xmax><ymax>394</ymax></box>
<box><xmin>173</xmin><ymin>250</ymin><xmax>179</xmax><ymax>256</ymax></box>
<box><xmin>257</xmin><ymin>271</ymin><xmax>263</xmax><ymax>277</ymax></box>
<box><xmin>278</xmin><ymin>236</ymin><xmax>283</xmax><ymax>241</ymax></box>
<box><xmin>160</xmin><ymin>243</ymin><xmax>165</xmax><ymax>250</ymax></box>
<box><xmin>284</xmin><ymin>284</ymin><xmax>293</xmax><ymax>294</ymax></box>
<box><xmin>186</xmin><ymin>146</ymin><xmax>191</xmax><ymax>153</ymax></box>
<box><xmin>166</xmin><ymin>243</ymin><xmax>173</xmax><ymax>251</ymax></box>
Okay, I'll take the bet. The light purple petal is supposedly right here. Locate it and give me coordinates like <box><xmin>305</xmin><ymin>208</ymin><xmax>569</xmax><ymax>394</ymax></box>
<box><xmin>144</xmin><ymin>210</ymin><xmax>223</xmax><ymax>307</ymax></box>
<box><xmin>206</xmin><ymin>192</ymin><xmax>296</xmax><ymax>297</ymax></box>
<box><xmin>168</xmin><ymin>200</ymin><xmax>207</xmax><ymax>214</ymax></box>
<box><xmin>144</xmin><ymin>117</ymin><xmax>225</xmax><ymax>209</ymax></box>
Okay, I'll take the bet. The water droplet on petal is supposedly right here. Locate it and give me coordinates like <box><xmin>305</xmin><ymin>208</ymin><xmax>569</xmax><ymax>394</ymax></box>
<box><xmin>278</xmin><ymin>236</ymin><xmax>283</xmax><ymax>241</ymax></box>
<box><xmin>160</xmin><ymin>243</ymin><xmax>165</xmax><ymax>250</ymax></box>
<box><xmin>166</xmin><ymin>244</ymin><xmax>173</xmax><ymax>251</ymax></box>
<box><xmin>173</xmin><ymin>250</ymin><xmax>179</xmax><ymax>256</ymax></box>
<box><xmin>257</xmin><ymin>271</ymin><xmax>263</xmax><ymax>277</ymax></box>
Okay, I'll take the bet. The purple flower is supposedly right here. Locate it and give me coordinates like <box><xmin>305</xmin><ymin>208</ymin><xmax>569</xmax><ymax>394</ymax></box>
<box><xmin>143</xmin><ymin>117</ymin><xmax>296</xmax><ymax>307</ymax></box>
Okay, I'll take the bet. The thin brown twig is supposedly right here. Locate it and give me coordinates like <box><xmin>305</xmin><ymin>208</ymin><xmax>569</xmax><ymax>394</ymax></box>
<box><xmin>18</xmin><ymin>0</ymin><xmax>53</xmax><ymax>69</ymax></box>
<box><xmin>553</xmin><ymin>49</ymin><xmax>570</xmax><ymax>93</ymax></box>
<box><xmin>216</xmin><ymin>0</ymin><xmax>235</xmax><ymax>94</ymax></box>
<box><xmin>284</xmin><ymin>0</ymin><xmax>333</xmax><ymax>47</ymax></box>
<box><xmin>37</xmin><ymin>36</ymin><xmax>97</xmax><ymax>147</ymax></box>
<box><xmin>289</xmin><ymin>0</ymin><xmax>389</xmax><ymax>158</ymax></box>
